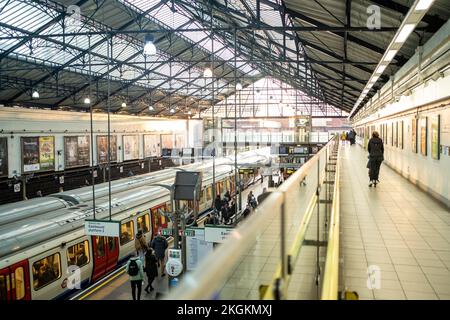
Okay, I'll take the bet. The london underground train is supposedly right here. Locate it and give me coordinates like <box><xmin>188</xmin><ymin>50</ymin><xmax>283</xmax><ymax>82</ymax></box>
<box><xmin>0</xmin><ymin>148</ymin><xmax>269</xmax><ymax>226</ymax></box>
<box><xmin>0</xmin><ymin>149</ymin><xmax>271</xmax><ymax>300</ymax></box>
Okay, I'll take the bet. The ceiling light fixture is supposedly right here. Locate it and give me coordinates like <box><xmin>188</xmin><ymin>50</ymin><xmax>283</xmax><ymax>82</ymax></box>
<box><xmin>121</xmin><ymin>102</ymin><xmax>127</xmax><ymax>108</ymax></box>
<box><xmin>384</xmin><ymin>49</ymin><xmax>399</xmax><ymax>63</ymax></box>
<box><xmin>143</xmin><ymin>34</ymin><xmax>157</xmax><ymax>55</ymax></box>
<box><xmin>395</xmin><ymin>24</ymin><xmax>415</xmax><ymax>44</ymax></box>
<box><xmin>32</xmin><ymin>90</ymin><xmax>39</xmax><ymax>99</ymax></box>
<box><xmin>203</xmin><ymin>67</ymin><xmax>212</xmax><ymax>78</ymax></box>
<box><xmin>236</xmin><ymin>82</ymin><xmax>243</xmax><ymax>91</ymax></box>
<box><xmin>415</xmin><ymin>0</ymin><xmax>435</xmax><ymax>11</ymax></box>
<box><xmin>84</xmin><ymin>97</ymin><xmax>91</xmax><ymax>104</ymax></box>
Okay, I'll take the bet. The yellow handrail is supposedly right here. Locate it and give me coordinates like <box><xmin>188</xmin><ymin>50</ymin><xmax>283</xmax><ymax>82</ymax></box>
<box><xmin>321</xmin><ymin>145</ymin><xmax>340</xmax><ymax>300</ymax></box>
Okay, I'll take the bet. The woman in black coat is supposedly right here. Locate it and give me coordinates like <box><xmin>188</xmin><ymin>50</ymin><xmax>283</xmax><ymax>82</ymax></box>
<box><xmin>144</xmin><ymin>248</ymin><xmax>159</xmax><ymax>293</ymax></box>
<box><xmin>367</xmin><ymin>131</ymin><xmax>384</xmax><ymax>187</ymax></box>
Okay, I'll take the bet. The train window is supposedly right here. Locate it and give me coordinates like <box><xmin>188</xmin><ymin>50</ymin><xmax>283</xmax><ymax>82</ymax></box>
<box><xmin>108</xmin><ymin>237</ymin><xmax>116</xmax><ymax>252</ymax></box>
<box><xmin>219</xmin><ymin>181</ymin><xmax>224</xmax><ymax>193</ymax></box>
<box><xmin>165</xmin><ymin>202</ymin><xmax>172</xmax><ymax>212</ymax></box>
<box><xmin>14</xmin><ymin>267</ymin><xmax>25</xmax><ymax>300</ymax></box>
<box><xmin>137</xmin><ymin>213</ymin><xmax>150</xmax><ymax>233</ymax></box>
<box><xmin>120</xmin><ymin>221</ymin><xmax>134</xmax><ymax>245</ymax></box>
<box><xmin>200</xmin><ymin>189</ymin><xmax>205</xmax><ymax>204</ymax></box>
<box><xmin>67</xmin><ymin>240</ymin><xmax>90</xmax><ymax>268</ymax></box>
<box><xmin>0</xmin><ymin>275</ymin><xmax>7</xmax><ymax>300</ymax></box>
<box><xmin>226</xmin><ymin>179</ymin><xmax>231</xmax><ymax>192</ymax></box>
<box><xmin>32</xmin><ymin>253</ymin><xmax>61</xmax><ymax>290</ymax></box>
<box><xmin>206</xmin><ymin>186</ymin><xmax>212</xmax><ymax>201</ymax></box>
<box><xmin>95</xmin><ymin>237</ymin><xmax>105</xmax><ymax>258</ymax></box>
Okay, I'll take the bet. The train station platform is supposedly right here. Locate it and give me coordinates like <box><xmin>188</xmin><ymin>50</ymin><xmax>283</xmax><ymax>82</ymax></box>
<box><xmin>340</xmin><ymin>143</ymin><xmax>450</xmax><ymax>300</ymax></box>
<box><xmin>78</xmin><ymin>180</ymin><xmax>268</xmax><ymax>300</ymax></box>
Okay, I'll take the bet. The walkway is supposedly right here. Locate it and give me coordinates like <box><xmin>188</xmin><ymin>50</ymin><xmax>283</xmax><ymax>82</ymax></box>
<box><xmin>340</xmin><ymin>143</ymin><xmax>450</xmax><ymax>300</ymax></box>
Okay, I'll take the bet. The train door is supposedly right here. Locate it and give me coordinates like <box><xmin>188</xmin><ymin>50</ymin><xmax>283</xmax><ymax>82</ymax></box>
<box><xmin>91</xmin><ymin>236</ymin><xmax>107</xmax><ymax>282</ymax></box>
<box><xmin>91</xmin><ymin>236</ymin><xmax>119</xmax><ymax>282</ymax></box>
<box><xmin>0</xmin><ymin>260</ymin><xmax>31</xmax><ymax>300</ymax></box>
<box><xmin>105</xmin><ymin>237</ymin><xmax>119</xmax><ymax>273</ymax></box>
<box><xmin>0</xmin><ymin>267</ymin><xmax>10</xmax><ymax>301</ymax></box>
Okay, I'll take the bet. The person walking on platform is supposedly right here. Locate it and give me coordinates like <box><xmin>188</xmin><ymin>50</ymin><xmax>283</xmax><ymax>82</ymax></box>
<box><xmin>348</xmin><ymin>129</ymin><xmax>356</xmax><ymax>145</ymax></box>
<box><xmin>144</xmin><ymin>248</ymin><xmax>158</xmax><ymax>293</ymax></box>
<box><xmin>125</xmin><ymin>254</ymin><xmax>145</xmax><ymax>301</ymax></box>
<box><xmin>367</xmin><ymin>131</ymin><xmax>384</xmax><ymax>188</ymax></box>
<box><xmin>150</xmin><ymin>231</ymin><xmax>168</xmax><ymax>277</ymax></box>
<box><xmin>135</xmin><ymin>230</ymin><xmax>147</xmax><ymax>263</ymax></box>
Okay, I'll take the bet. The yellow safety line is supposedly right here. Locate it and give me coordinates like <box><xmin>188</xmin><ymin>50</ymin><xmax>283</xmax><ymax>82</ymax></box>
<box><xmin>78</xmin><ymin>268</ymin><xmax>126</xmax><ymax>300</ymax></box>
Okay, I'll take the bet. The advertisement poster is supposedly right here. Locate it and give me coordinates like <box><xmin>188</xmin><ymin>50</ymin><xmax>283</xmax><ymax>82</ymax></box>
<box><xmin>123</xmin><ymin>135</ymin><xmax>140</xmax><ymax>161</ymax></box>
<box><xmin>0</xmin><ymin>137</ymin><xmax>8</xmax><ymax>177</ymax></box>
<box><xmin>431</xmin><ymin>115</ymin><xmax>440</xmax><ymax>160</ymax></box>
<box><xmin>144</xmin><ymin>134</ymin><xmax>160</xmax><ymax>157</ymax></box>
<box><xmin>175</xmin><ymin>134</ymin><xmax>185</xmax><ymax>148</ymax></box>
<box><xmin>97</xmin><ymin>135</ymin><xmax>117</xmax><ymax>163</ymax></box>
<box><xmin>64</xmin><ymin>136</ymin><xmax>90</xmax><ymax>168</ymax></box>
<box><xmin>394</xmin><ymin>122</ymin><xmax>398</xmax><ymax>147</ymax></box>
<box><xmin>39</xmin><ymin>136</ymin><xmax>55</xmax><ymax>170</ymax></box>
<box><xmin>387</xmin><ymin>124</ymin><xmax>391</xmax><ymax>147</ymax></box>
<box><xmin>161</xmin><ymin>134</ymin><xmax>174</xmax><ymax>149</ymax></box>
<box><xmin>420</xmin><ymin>117</ymin><xmax>427</xmax><ymax>156</ymax></box>
<box><xmin>64</xmin><ymin>136</ymin><xmax>78</xmax><ymax>168</ymax></box>
<box><xmin>411</xmin><ymin>118</ymin><xmax>417</xmax><ymax>153</ymax></box>
<box><xmin>22</xmin><ymin>137</ymin><xmax>40</xmax><ymax>172</ymax></box>
<box><xmin>399</xmin><ymin>121</ymin><xmax>404</xmax><ymax>149</ymax></box>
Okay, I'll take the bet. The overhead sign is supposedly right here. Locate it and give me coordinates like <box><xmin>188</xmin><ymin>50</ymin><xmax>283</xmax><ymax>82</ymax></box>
<box><xmin>204</xmin><ymin>226</ymin><xmax>234</xmax><ymax>243</ymax></box>
<box><xmin>84</xmin><ymin>219</ymin><xmax>120</xmax><ymax>237</ymax></box>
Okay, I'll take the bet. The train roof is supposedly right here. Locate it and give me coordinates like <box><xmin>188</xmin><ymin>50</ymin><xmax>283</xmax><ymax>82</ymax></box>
<box><xmin>0</xmin><ymin>162</ymin><xmax>237</xmax><ymax>260</ymax></box>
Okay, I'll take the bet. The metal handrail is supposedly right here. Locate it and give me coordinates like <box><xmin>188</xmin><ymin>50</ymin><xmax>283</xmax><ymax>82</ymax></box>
<box><xmin>165</xmin><ymin>137</ymin><xmax>337</xmax><ymax>300</ymax></box>
<box><xmin>262</xmin><ymin>192</ymin><xmax>318</xmax><ymax>299</ymax></box>
<box><xmin>321</xmin><ymin>145</ymin><xmax>341</xmax><ymax>300</ymax></box>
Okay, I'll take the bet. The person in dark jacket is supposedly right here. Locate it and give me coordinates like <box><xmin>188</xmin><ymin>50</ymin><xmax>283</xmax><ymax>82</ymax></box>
<box><xmin>348</xmin><ymin>129</ymin><xmax>356</xmax><ymax>145</ymax></box>
<box><xmin>150</xmin><ymin>232</ymin><xmax>168</xmax><ymax>276</ymax></box>
<box><xmin>214</xmin><ymin>194</ymin><xmax>222</xmax><ymax>213</ymax></box>
<box><xmin>144</xmin><ymin>248</ymin><xmax>158</xmax><ymax>293</ymax></box>
<box><xmin>367</xmin><ymin>131</ymin><xmax>384</xmax><ymax>187</ymax></box>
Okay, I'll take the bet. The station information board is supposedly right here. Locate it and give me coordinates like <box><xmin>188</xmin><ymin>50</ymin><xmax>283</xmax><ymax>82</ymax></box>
<box><xmin>84</xmin><ymin>219</ymin><xmax>120</xmax><ymax>237</ymax></box>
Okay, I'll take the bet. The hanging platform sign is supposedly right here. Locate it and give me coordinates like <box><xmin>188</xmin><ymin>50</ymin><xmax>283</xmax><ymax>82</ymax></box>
<box><xmin>84</xmin><ymin>219</ymin><xmax>120</xmax><ymax>237</ymax></box>
<box><xmin>204</xmin><ymin>226</ymin><xmax>234</xmax><ymax>243</ymax></box>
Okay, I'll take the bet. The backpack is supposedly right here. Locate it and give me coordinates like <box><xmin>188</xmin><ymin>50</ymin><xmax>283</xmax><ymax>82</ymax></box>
<box><xmin>128</xmin><ymin>259</ymin><xmax>139</xmax><ymax>276</ymax></box>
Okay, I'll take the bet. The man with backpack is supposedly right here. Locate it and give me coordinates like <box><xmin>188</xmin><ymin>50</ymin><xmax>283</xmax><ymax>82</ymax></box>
<box><xmin>125</xmin><ymin>254</ymin><xmax>145</xmax><ymax>300</ymax></box>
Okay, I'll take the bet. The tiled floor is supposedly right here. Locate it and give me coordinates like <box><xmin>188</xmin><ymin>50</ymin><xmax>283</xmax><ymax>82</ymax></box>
<box><xmin>340</xmin><ymin>143</ymin><xmax>450</xmax><ymax>300</ymax></box>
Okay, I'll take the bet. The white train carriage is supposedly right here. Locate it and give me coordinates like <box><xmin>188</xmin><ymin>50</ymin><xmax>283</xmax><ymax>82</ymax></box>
<box><xmin>0</xmin><ymin>147</ymin><xmax>270</xmax><ymax>227</ymax></box>
<box><xmin>0</xmin><ymin>156</ymin><xmax>265</xmax><ymax>300</ymax></box>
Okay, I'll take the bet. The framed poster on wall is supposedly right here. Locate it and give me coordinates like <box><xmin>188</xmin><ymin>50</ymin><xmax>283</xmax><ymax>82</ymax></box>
<box><xmin>411</xmin><ymin>118</ymin><xmax>417</xmax><ymax>153</ymax></box>
<box><xmin>431</xmin><ymin>115</ymin><xmax>440</xmax><ymax>160</ymax></box>
<box><xmin>419</xmin><ymin>117</ymin><xmax>427</xmax><ymax>156</ymax></box>
<box><xmin>161</xmin><ymin>134</ymin><xmax>174</xmax><ymax>149</ymax></box>
<box><xmin>399</xmin><ymin>121</ymin><xmax>404</xmax><ymax>149</ymax></box>
<box><xmin>64</xmin><ymin>136</ymin><xmax>90</xmax><ymax>168</ymax></box>
<box><xmin>97</xmin><ymin>135</ymin><xmax>117</xmax><ymax>164</ymax></box>
<box><xmin>0</xmin><ymin>137</ymin><xmax>8</xmax><ymax>177</ymax></box>
<box><xmin>394</xmin><ymin>122</ymin><xmax>398</xmax><ymax>147</ymax></box>
<box><xmin>22</xmin><ymin>136</ymin><xmax>55</xmax><ymax>173</ymax></box>
<box><xmin>39</xmin><ymin>136</ymin><xmax>55</xmax><ymax>170</ymax></box>
<box><xmin>391</xmin><ymin>122</ymin><xmax>394</xmax><ymax>146</ymax></box>
<box><xmin>175</xmin><ymin>134</ymin><xmax>186</xmax><ymax>148</ymax></box>
<box><xmin>123</xmin><ymin>135</ymin><xmax>140</xmax><ymax>161</ymax></box>
<box><xmin>144</xmin><ymin>134</ymin><xmax>161</xmax><ymax>157</ymax></box>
